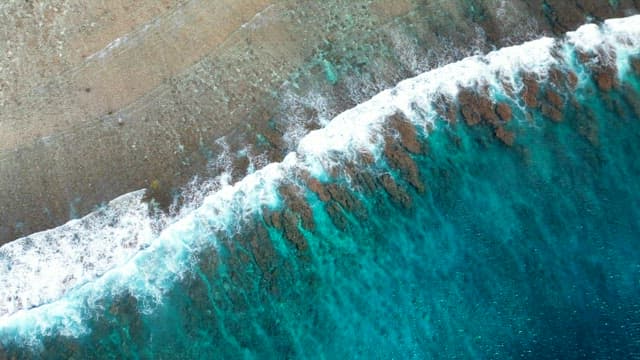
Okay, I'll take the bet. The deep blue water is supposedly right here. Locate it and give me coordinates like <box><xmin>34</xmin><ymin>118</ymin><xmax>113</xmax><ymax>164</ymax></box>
<box><xmin>2</xmin><ymin>30</ymin><xmax>640</xmax><ymax>360</ymax></box>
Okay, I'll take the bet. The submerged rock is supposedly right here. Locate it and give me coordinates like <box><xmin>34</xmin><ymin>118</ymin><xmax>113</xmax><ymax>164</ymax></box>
<box><xmin>496</xmin><ymin>103</ymin><xmax>513</xmax><ymax>122</ymax></box>
<box><xmin>495</xmin><ymin>126</ymin><xmax>515</xmax><ymax>146</ymax></box>
<box><xmin>631</xmin><ymin>56</ymin><xmax>640</xmax><ymax>75</ymax></box>
<box><xmin>522</xmin><ymin>73</ymin><xmax>540</xmax><ymax>108</ymax></box>
<box><xmin>387</xmin><ymin>113</ymin><xmax>422</xmax><ymax>154</ymax></box>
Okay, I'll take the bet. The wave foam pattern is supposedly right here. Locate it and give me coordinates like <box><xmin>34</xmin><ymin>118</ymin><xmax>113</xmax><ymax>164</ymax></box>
<box><xmin>1</xmin><ymin>15</ymin><xmax>640</xmax><ymax>347</ymax></box>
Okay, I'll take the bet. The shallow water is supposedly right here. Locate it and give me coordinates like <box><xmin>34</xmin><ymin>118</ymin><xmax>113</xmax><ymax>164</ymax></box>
<box><xmin>2</xmin><ymin>17</ymin><xmax>640</xmax><ymax>359</ymax></box>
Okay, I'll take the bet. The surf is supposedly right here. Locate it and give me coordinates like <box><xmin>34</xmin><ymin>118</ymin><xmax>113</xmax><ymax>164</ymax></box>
<box><xmin>2</xmin><ymin>15</ymin><xmax>640</xmax><ymax>357</ymax></box>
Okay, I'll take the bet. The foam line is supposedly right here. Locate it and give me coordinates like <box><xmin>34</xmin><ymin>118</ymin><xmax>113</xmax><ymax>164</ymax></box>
<box><xmin>1</xmin><ymin>15</ymin><xmax>639</xmax><ymax>344</ymax></box>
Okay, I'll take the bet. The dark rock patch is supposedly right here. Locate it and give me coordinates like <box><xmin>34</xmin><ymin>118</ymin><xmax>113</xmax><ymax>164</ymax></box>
<box><xmin>262</xmin><ymin>206</ymin><xmax>283</xmax><ymax>230</ymax></box>
<box><xmin>495</xmin><ymin>126</ymin><xmax>515</xmax><ymax>146</ymax></box>
<box><xmin>246</xmin><ymin>222</ymin><xmax>279</xmax><ymax>276</ymax></box>
<box><xmin>433</xmin><ymin>94</ymin><xmax>458</xmax><ymax>123</ymax></box>
<box><xmin>352</xmin><ymin>171</ymin><xmax>379</xmax><ymax>195</ymax></box>
<box><xmin>379</xmin><ymin>173</ymin><xmax>412</xmax><ymax>209</ymax></box>
<box><xmin>325</xmin><ymin>183</ymin><xmax>366</xmax><ymax>217</ymax></box>
<box><xmin>577</xmin><ymin>48</ymin><xmax>619</xmax><ymax>92</ymax></box>
<box><xmin>595</xmin><ymin>68</ymin><xmax>616</xmax><ymax>91</ymax></box>
<box><xmin>304</xmin><ymin>175</ymin><xmax>331</xmax><ymax>202</ymax></box>
<box><xmin>458</xmin><ymin>87</ymin><xmax>501</xmax><ymax>126</ymax></box>
<box><xmin>541</xmin><ymin>103</ymin><xmax>563</xmax><ymax>122</ymax></box>
<box><xmin>387</xmin><ymin>113</ymin><xmax>422</xmax><ymax>154</ymax></box>
<box><xmin>546</xmin><ymin>89</ymin><xmax>564</xmax><ymax>108</ymax></box>
<box><xmin>458</xmin><ymin>88</ymin><xmax>484</xmax><ymax>126</ymax></box>
<box><xmin>282</xmin><ymin>209</ymin><xmax>308</xmax><ymax>252</ymax></box>
<box><xmin>278</xmin><ymin>184</ymin><xmax>315</xmax><ymax>231</ymax></box>
<box><xmin>325</xmin><ymin>201</ymin><xmax>350</xmax><ymax>231</ymax></box>
<box><xmin>383</xmin><ymin>135</ymin><xmax>425</xmax><ymax>193</ymax></box>
<box><xmin>632</xmin><ymin>57</ymin><xmax>640</xmax><ymax>75</ymax></box>
<box><xmin>496</xmin><ymin>102</ymin><xmax>512</xmax><ymax>122</ymax></box>
<box><xmin>522</xmin><ymin>73</ymin><xmax>540</xmax><ymax>108</ymax></box>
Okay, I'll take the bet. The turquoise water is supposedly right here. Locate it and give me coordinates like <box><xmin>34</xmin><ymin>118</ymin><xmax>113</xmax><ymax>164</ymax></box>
<box><xmin>3</xmin><ymin>29</ymin><xmax>640</xmax><ymax>359</ymax></box>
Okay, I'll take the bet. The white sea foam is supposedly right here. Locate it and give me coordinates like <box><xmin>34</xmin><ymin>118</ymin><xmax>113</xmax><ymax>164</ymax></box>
<box><xmin>2</xmin><ymin>15</ymin><xmax>640</xmax><ymax>345</ymax></box>
<box><xmin>0</xmin><ymin>190</ymin><xmax>154</xmax><ymax>319</ymax></box>
<box><xmin>568</xmin><ymin>15</ymin><xmax>640</xmax><ymax>53</ymax></box>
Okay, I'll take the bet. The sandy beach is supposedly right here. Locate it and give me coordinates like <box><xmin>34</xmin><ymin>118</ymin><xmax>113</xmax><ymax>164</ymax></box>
<box><xmin>1</xmin><ymin>0</ymin><xmax>637</xmax><ymax>243</ymax></box>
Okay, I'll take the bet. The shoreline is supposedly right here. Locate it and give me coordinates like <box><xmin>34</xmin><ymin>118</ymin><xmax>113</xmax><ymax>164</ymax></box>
<box><xmin>1</xmin><ymin>0</ymin><xmax>638</xmax><ymax>244</ymax></box>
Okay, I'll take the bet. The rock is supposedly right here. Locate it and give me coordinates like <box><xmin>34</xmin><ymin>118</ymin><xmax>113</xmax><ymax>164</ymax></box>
<box><xmin>282</xmin><ymin>209</ymin><xmax>308</xmax><ymax>252</ymax></box>
<box><xmin>458</xmin><ymin>87</ymin><xmax>499</xmax><ymax>126</ymax></box>
<box><xmin>548</xmin><ymin>67</ymin><xmax>564</xmax><ymax>88</ymax></box>
<box><xmin>387</xmin><ymin>113</ymin><xmax>422</xmax><ymax>154</ymax></box>
<box><xmin>262</xmin><ymin>206</ymin><xmax>282</xmax><ymax>229</ymax></box>
<box><xmin>380</xmin><ymin>174</ymin><xmax>412</xmax><ymax>209</ymax></box>
<box><xmin>278</xmin><ymin>184</ymin><xmax>315</xmax><ymax>231</ymax></box>
<box><xmin>522</xmin><ymin>73</ymin><xmax>539</xmax><ymax>108</ymax></box>
<box><xmin>477</xmin><ymin>97</ymin><xmax>500</xmax><ymax>126</ymax></box>
<box><xmin>595</xmin><ymin>69</ymin><xmax>615</xmax><ymax>91</ymax></box>
<box><xmin>577</xmin><ymin>47</ymin><xmax>618</xmax><ymax>92</ymax></box>
<box><xmin>495</xmin><ymin>126</ymin><xmax>515</xmax><ymax>146</ymax></box>
<box><xmin>304</xmin><ymin>175</ymin><xmax>331</xmax><ymax>202</ymax></box>
<box><xmin>496</xmin><ymin>102</ymin><xmax>512</xmax><ymax>122</ymax></box>
<box><xmin>546</xmin><ymin>89</ymin><xmax>563</xmax><ymax>108</ymax></box>
<box><xmin>325</xmin><ymin>183</ymin><xmax>366</xmax><ymax>218</ymax></box>
<box><xmin>567</xmin><ymin>71</ymin><xmax>579</xmax><ymax>89</ymax></box>
<box><xmin>353</xmin><ymin>171</ymin><xmax>378</xmax><ymax>195</ymax></box>
<box><xmin>541</xmin><ymin>103</ymin><xmax>563</xmax><ymax>122</ymax></box>
<box><xmin>458</xmin><ymin>88</ymin><xmax>482</xmax><ymax>126</ymax></box>
<box><xmin>359</xmin><ymin>151</ymin><xmax>376</xmax><ymax>165</ymax></box>
<box><xmin>384</xmin><ymin>136</ymin><xmax>425</xmax><ymax>193</ymax></box>
<box><xmin>325</xmin><ymin>201</ymin><xmax>349</xmax><ymax>231</ymax></box>
<box><xmin>501</xmin><ymin>80</ymin><xmax>515</xmax><ymax>98</ymax></box>
<box><xmin>632</xmin><ymin>57</ymin><xmax>640</xmax><ymax>75</ymax></box>
<box><xmin>246</xmin><ymin>223</ymin><xmax>279</xmax><ymax>278</ymax></box>
<box><xmin>461</xmin><ymin>104</ymin><xmax>482</xmax><ymax>126</ymax></box>
<box><xmin>231</xmin><ymin>155</ymin><xmax>250</xmax><ymax>183</ymax></box>
<box><xmin>433</xmin><ymin>94</ymin><xmax>458</xmax><ymax>123</ymax></box>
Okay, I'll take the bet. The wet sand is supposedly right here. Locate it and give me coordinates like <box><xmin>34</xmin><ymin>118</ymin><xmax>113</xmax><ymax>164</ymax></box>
<box><xmin>1</xmin><ymin>0</ymin><xmax>638</xmax><ymax>243</ymax></box>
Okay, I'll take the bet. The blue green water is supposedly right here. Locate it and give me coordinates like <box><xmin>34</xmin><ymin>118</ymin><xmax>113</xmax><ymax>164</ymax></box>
<box><xmin>3</xmin><ymin>33</ymin><xmax>640</xmax><ymax>360</ymax></box>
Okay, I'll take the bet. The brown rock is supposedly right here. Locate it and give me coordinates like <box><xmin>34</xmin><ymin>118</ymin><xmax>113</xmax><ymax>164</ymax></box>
<box><xmin>522</xmin><ymin>73</ymin><xmax>539</xmax><ymax>108</ymax></box>
<box><xmin>304</xmin><ymin>176</ymin><xmax>331</xmax><ymax>202</ymax></box>
<box><xmin>577</xmin><ymin>50</ymin><xmax>592</xmax><ymax>65</ymax></box>
<box><xmin>567</xmin><ymin>71</ymin><xmax>579</xmax><ymax>89</ymax></box>
<box><xmin>541</xmin><ymin>104</ymin><xmax>563</xmax><ymax>122</ymax></box>
<box><xmin>461</xmin><ymin>104</ymin><xmax>482</xmax><ymax>126</ymax></box>
<box><xmin>246</xmin><ymin>223</ymin><xmax>278</xmax><ymax>276</ymax></box>
<box><xmin>546</xmin><ymin>89</ymin><xmax>563</xmax><ymax>108</ymax></box>
<box><xmin>360</xmin><ymin>151</ymin><xmax>376</xmax><ymax>165</ymax></box>
<box><xmin>433</xmin><ymin>94</ymin><xmax>458</xmax><ymax>123</ymax></box>
<box><xmin>388</xmin><ymin>113</ymin><xmax>422</xmax><ymax>154</ymax></box>
<box><xmin>231</xmin><ymin>155</ymin><xmax>250</xmax><ymax>183</ymax></box>
<box><xmin>353</xmin><ymin>171</ymin><xmax>378</xmax><ymax>194</ymax></box>
<box><xmin>261</xmin><ymin>206</ymin><xmax>282</xmax><ymax>229</ymax></box>
<box><xmin>325</xmin><ymin>201</ymin><xmax>349</xmax><ymax>231</ymax></box>
<box><xmin>632</xmin><ymin>57</ymin><xmax>640</xmax><ymax>75</ymax></box>
<box><xmin>496</xmin><ymin>102</ymin><xmax>512</xmax><ymax>122</ymax></box>
<box><xmin>279</xmin><ymin>184</ymin><xmax>315</xmax><ymax>231</ymax></box>
<box><xmin>384</xmin><ymin>136</ymin><xmax>425</xmax><ymax>193</ymax></box>
<box><xmin>457</xmin><ymin>88</ymin><xmax>499</xmax><ymax>126</ymax></box>
<box><xmin>282</xmin><ymin>209</ymin><xmax>308</xmax><ymax>252</ymax></box>
<box><xmin>380</xmin><ymin>173</ymin><xmax>412</xmax><ymax>209</ymax></box>
<box><xmin>595</xmin><ymin>69</ymin><xmax>615</xmax><ymax>92</ymax></box>
<box><xmin>478</xmin><ymin>97</ymin><xmax>500</xmax><ymax>126</ymax></box>
<box><xmin>495</xmin><ymin>126</ymin><xmax>515</xmax><ymax>146</ymax></box>
<box><xmin>325</xmin><ymin>183</ymin><xmax>366</xmax><ymax>218</ymax></box>
<box><xmin>458</xmin><ymin>88</ymin><xmax>482</xmax><ymax>126</ymax></box>
<box><xmin>501</xmin><ymin>81</ymin><xmax>515</xmax><ymax>98</ymax></box>
<box><xmin>548</xmin><ymin>67</ymin><xmax>564</xmax><ymax>88</ymax></box>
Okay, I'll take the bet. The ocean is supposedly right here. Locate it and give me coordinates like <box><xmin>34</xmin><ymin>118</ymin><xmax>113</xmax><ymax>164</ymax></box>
<box><xmin>1</xmin><ymin>15</ymin><xmax>640</xmax><ymax>359</ymax></box>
